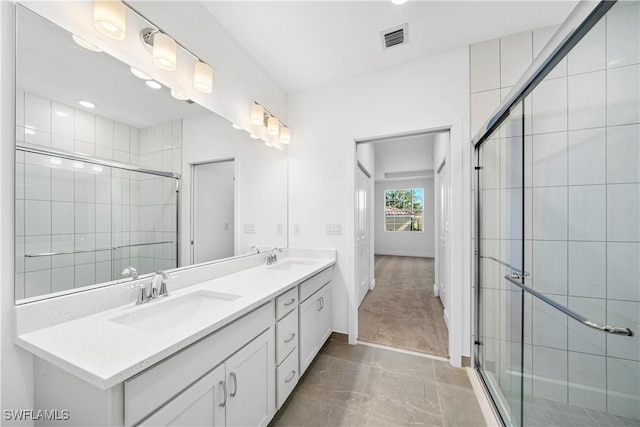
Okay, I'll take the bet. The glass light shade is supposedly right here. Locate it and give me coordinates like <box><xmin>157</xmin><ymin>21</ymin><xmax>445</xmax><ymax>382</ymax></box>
<box><xmin>93</xmin><ymin>0</ymin><xmax>127</xmax><ymax>40</ymax></box>
<box><xmin>170</xmin><ymin>89</ymin><xmax>188</xmax><ymax>101</ymax></box>
<box><xmin>251</xmin><ymin>104</ymin><xmax>265</xmax><ymax>126</ymax></box>
<box><xmin>193</xmin><ymin>62</ymin><xmax>213</xmax><ymax>93</ymax></box>
<box><xmin>130</xmin><ymin>67</ymin><xmax>151</xmax><ymax>80</ymax></box>
<box><xmin>391</xmin><ymin>0</ymin><xmax>408</xmax><ymax>4</ymax></box>
<box><xmin>145</xmin><ymin>80</ymin><xmax>162</xmax><ymax>89</ymax></box>
<box><xmin>72</xmin><ymin>35</ymin><xmax>102</xmax><ymax>52</ymax></box>
<box><xmin>279</xmin><ymin>127</ymin><xmax>291</xmax><ymax>144</ymax></box>
<box><xmin>153</xmin><ymin>33</ymin><xmax>177</xmax><ymax>71</ymax></box>
<box><xmin>267</xmin><ymin>117</ymin><xmax>279</xmax><ymax>136</ymax></box>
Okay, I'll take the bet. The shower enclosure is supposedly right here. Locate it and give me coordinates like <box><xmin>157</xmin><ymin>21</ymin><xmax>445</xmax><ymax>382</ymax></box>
<box><xmin>15</xmin><ymin>143</ymin><xmax>179</xmax><ymax>301</ymax></box>
<box><xmin>474</xmin><ymin>1</ymin><xmax>639</xmax><ymax>426</ymax></box>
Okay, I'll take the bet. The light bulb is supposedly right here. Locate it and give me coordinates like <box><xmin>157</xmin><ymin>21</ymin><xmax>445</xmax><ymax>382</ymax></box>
<box><xmin>193</xmin><ymin>62</ymin><xmax>213</xmax><ymax>93</ymax></box>
<box><xmin>153</xmin><ymin>32</ymin><xmax>177</xmax><ymax>71</ymax></box>
<box><xmin>280</xmin><ymin>127</ymin><xmax>291</xmax><ymax>144</ymax></box>
<box><xmin>145</xmin><ymin>80</ymin><xmax>162</xmax><ymax>89</ymax></box>
<box><xmin>391</xmin><ymin>0</ymin><xmax>408</xmax><ymax>4</ymax></box>
<box><xmin>72</xmin><ymin>35</ymin><xmax>102</xmax><ymax>52</ymax></box>
<box><xmin>267</xmin><ymin>117</ymin><xmax>279</xmax><ymax>136</ymax></box>
<box><xmin>251</xmin><ymin>104</ymin><xmax>265</xmax><ymax>126</ymax></box>
<box><xmin>94</xmin><ymin>0</ymin><xmax>127</xmax><ymax>40</ymax></box>
<box><xmin>131</xmin><ymin>67</ymin><xmax>151</xmax><ymax>80</ymax></box>
<box><xmin>170</xmin><ymin>89</ymin><xmax>188</xmax><ymax>101</ymax></box>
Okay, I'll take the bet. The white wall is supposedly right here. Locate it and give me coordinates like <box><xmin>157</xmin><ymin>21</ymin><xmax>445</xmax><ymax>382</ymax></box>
<box><xmin>288</xmin><ymin>46</ymin><xmax>472</xmax><ymax>364</ymax></box>
<box><xmin>374</xmin><ymin>178</ymin><xmax>435</xmax><ymax>258</ymax></box>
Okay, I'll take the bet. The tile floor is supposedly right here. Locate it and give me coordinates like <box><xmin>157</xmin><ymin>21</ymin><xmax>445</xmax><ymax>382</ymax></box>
<box><xmin>270</xmin><ymin>339</ymin><xmax>486</xmax><ymax>427</ymax></box>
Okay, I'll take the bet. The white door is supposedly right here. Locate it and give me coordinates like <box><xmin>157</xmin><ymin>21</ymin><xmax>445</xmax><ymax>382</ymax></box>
<box><xmin>192</xmin><ymin>160</ymin><xmax>235</xmax><ymax>264</ymax></box>
<box><xmin>437</xmin><ymin>162</ymin><xmax>449</xmax><ymax>309</ymax></box>
<box><xmin>317</xmin><ymin>284</ymin><xmax>333</xmax><ymax>344</ymax></box>
<box><xmin>299</xmin><ymin>293</ymin><xmax>320</xmax><ymax>375</ymax></box>
<box><xmin>356</xmin><ymin>164</ymin><xmax>371</xmax><ymax>306</ymax></box>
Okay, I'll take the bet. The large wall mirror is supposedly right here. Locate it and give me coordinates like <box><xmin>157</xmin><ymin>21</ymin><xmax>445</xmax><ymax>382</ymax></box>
<box><xmin>15</xmin><ymin>5</ymin><xmax>288</xmax><ymax>303</ymax></box>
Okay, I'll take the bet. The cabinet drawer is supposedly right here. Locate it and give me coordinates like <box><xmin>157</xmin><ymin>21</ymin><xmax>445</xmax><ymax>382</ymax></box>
<box><xmin>299</xmin><ymin>267</ymin><xmax>332</xmax><ymax>302</ymax></box>
<box><xmin>276</xmin><ymin>350</ymin><xmax>298</xmax><ymax>409</ymax></box>
<box><xmin>276</xmin><ymin>308</ymin><xmax>298</xmax><ymax>365</ymax></box>
<box><xmin>276</xmin><ymin>287</ymin><xmax>298</xmax><ymax>320</ymax></box>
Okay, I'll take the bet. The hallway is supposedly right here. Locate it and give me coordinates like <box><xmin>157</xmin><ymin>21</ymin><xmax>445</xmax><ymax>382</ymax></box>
<box><xmin>358</xmin><ymin>255</ymin><xmax>449</xmax><ymax>358</ymax></box>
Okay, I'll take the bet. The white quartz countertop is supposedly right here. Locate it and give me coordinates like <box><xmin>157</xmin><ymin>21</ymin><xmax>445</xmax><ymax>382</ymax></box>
<box><xmin>15</xmin><ymin>256</ymin><xmax>335</xmax><ymax>390</ymax></box>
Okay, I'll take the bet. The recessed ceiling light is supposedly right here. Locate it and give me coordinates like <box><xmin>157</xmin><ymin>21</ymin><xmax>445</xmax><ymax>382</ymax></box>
<box><xmin>78</xmin><ymin>100</ymin><xmax>95</xmax><ymax>109</ymax></box>
<box><xmin>145</xmin><ymin>80</ymin><xmax>162</xmax><ymax>89</ymax></box>
<box><xmin>170</xmin><ymin>89</ymin><xmax>188</xmax><ymax>100</ymax></box>
<box><xmin>73</xmin><ymin>162</ymin><xmax>85</xmax><ymax>169</ymax></box>
<box><xmin>72</xmin><ymin>34</ymin><xmax>103</xmax><ymax>52</ymax></box>
<box><xmin>130</xmin><ymin>67</ymin><xmax>151</xmax><ymax>80</ymax></box>
<box><xmin>50</xmin><ymin>157</ymin><xmax>62</xmax><ymax>165</ymax></box>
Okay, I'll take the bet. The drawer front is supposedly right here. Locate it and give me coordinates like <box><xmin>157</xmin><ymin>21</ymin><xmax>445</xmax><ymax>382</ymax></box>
<box><xmin>299</xmin><ymin>267</ymin><xmax>332</xmax><ymax>302</ymax></box>
<box><xmin>276</xmin><ymin>287</ymin><xmax>298</xmax><ymax>320</ymax></box>
<box><xmin>276</xmin><ymin>350</ymin><xmax>299</xmax><ymax>409</ymax></box>
<box><xmin>276</xmin><ymin>308</ymin><xmax>298</xmax><ymax>365</ymax></box>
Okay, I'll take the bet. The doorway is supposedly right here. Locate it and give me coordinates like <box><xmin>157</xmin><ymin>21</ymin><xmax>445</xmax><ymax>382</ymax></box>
<box><xmin>356</xmin><ymin>163</ymin><xmax>371</xmax><ymax>306</ymax></box>
<box><xmin>436</xmin><ymin>159</ymin><xmax>449</xmax><ymax>324</ymax></box>
<box><xmin>191</xmin><ymin>159</ymin><xmax>235</xmax><ymax>264</ymax></box>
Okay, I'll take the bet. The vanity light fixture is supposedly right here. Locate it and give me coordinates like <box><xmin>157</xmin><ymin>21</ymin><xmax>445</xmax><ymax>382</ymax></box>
<box><xmin>72</xmin><ymin>34</ymin><xmax>103</xmax><ymax>52</ymax></box>
<box><xmin>267</xmin><ymin>117</ymin><xmax>279</xmax><ymax>136</ymax></box>
<box><xmin>78</xmin><ymin>100</ymin><xmax>96</xmax><ymax>109</ymax></box>
<box><xmin>50</xmin><ymin>157</ymin><xmax>62</xmax><ymax>165</ymax></box>
<box><xmin>73</xmin><ymin>162</ymin><xmax>85</xmax><ymax>169</ymax></box>
<box><xmin>251</xmin><ymin>104</ymin><xmax>265</xmax><ymax>125</ymax></box>
<box><xmin>251</xmin><ymin>102</ymin><xmax>291</xmax><ymax>144</ymax></box>
<box><xmin>391</xmin><ymin>0</ymin><xmax>409</xmax><ymax>4</ymax></box>
<box><xmin>153</xmin><ymin>32</ymin><xmax>177</xmax><ymax>71</ymax></box>
<box><xmin>130</xmin><ymin>67</ymin><xmax>151</xmax><ymax>80</ymax></box>
<box><xmin>232</xmin><ymin>123</ymin><xmax>243</xmax><ymax>130</ymax></box>
<box><xmin>170</xmin><ymin>89</ymin><xmax>188</xmax><ymax>101</ymax></box>
<box><xmin>193</xmin><ymin>62</ymin><xmax>213</xmax><ymax>93</ymax></box>
<box><xmin>93</xmin><ymin>0</ymin><xmax>127</xmax><ymax>40</ymax></box>
<box><xmin>145</xmin><ymin>80</ymin><xmax>162</xmax><ymax>89</ymax></box>
<box><xmin>279</xmin><ymin>127</ymin><xmax>291</xmax><ymax>144</ymax></box>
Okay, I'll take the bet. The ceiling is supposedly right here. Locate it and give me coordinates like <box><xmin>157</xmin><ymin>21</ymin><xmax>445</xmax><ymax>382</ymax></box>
<box><xmin>203</xmin><ymin>1</ymin><xmax>578</xmax><ymax>93</ymax></box>
<box><xmin>369</xmin><ymin>132</ymin><xmax>440</xmax><ymax>181</ymax></box>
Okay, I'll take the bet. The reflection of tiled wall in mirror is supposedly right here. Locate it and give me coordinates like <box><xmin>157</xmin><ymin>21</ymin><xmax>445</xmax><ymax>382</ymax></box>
<box><xmin>16</xmin><ymin>91</ymin><xmax>180</xmax><ymax>299</ymax></box>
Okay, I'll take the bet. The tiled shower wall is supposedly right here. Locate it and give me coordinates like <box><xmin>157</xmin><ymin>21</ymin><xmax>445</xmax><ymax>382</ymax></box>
<box><xmin>472</xmin><ymin>2</ymin><xmax>639</xmax><ymax>420</ymax></box>
<box><xmin>16</xmin><ymin>90</ymin><xmax>180</xmax><ymax>300</ymax></box>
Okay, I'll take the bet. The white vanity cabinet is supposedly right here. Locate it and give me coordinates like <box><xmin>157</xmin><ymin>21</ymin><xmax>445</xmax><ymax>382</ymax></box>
<box><xmin>274</xmin><ymin>288</ymin><xmax>299</xmax><ymax>408</ymax></box>
<box><xmin>298</xmin><ymin>268</ymin><xmax>333</xmax><ymax>375</ymax></box>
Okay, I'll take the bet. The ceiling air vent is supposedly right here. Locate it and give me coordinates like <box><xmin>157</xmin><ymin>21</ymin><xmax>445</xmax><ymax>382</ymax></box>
<box><xmin>381</xmin><ymin>23</ymin><xmax>408</xmax><ymax>50</ymax></box>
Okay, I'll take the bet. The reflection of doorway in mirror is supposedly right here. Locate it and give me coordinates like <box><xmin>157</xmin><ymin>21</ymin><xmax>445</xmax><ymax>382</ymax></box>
<box><xmin>192</xmin><ymin>160</ymin><xmax>235</xmax><ymax>264</ymax></box>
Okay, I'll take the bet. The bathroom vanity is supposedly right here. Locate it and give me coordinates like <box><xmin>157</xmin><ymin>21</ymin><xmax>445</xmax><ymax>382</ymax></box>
<box><xmin>15</xmin><ymin>251</ymin><xmax>335</xmax><ymax>426</ymax></box>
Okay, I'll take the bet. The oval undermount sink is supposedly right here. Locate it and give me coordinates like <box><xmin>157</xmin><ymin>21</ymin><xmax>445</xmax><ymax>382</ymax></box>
<box><xmin>111</xmin><ymin>290</ymin><xmax>242</xmax><ymax>333</ymax></box>
<box><xmin>267</xmin><ymin>260</ymin><xmax>317</xmax><ymax>271</ymax></box>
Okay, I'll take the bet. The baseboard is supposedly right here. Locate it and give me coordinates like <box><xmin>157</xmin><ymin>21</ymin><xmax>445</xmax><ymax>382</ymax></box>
<box><xmin>433</xmin><ymin>284</ymin><xmax>439</xmax><ymax>296</ymax></box>
<box><xmin>374</xmin><ymin>251</ymin><xmax>435</xmax><ymax>258</ymax></box>
<box><xmin>369</xmin><ymin>278</ymin><xmax>375</xmax><ymax>291</ymax></box>
<box><xmin>443</xmin><ymin>309</ymin><xmax>450</xmax><ymax>329</ymax></box>
<box><xmin>330</xmin><ymin>332</ymin><xmax>348</xmax><ymax>343</ymax></box>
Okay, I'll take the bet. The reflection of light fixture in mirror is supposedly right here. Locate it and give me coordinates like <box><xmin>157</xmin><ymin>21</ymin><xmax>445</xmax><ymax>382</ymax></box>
<box><xmin>193</xmin><ymin>62</ymin><xmax>213</xmax><ymax>93</ymax></box>
<box><xmin>267</xmin><ymin>117</ymin><xmax>279</xmax><ymax>136</ymax></box>
<box><xmin>391</xmin><ymin>0</ymin><xmax>408</xmax><ymax>4</ymax></box>
<box><xmin>145</xmin><ymin>80</ymin><xmax>162</xmax><ymax>89</ymax></box>
<box><xmin>265</xmin><ymin>141</ymin><xmax>273</xmax><ymax>147</ymax></box>
<box><xmin>93</xmin><ymin>165</ymin><xmax>103</xmax><ymax>172</ymax></box>
<box><xmin>78</xmin><ymin>100</ymin><xmax>95</xmax><ymax>109</ymax></box>
<box><xmin>131</xmin><ymin>67</ymin><xmax>151</xmax><ymax>80</ymax></box>
<box><xmin>72</xmin><ymin>34</ymin><xmax>103</xmax><ymax>52</ymax></box>
<box><xmin>251</xmin><ymin>104</ymin><xmax>265</xmax><ymax>125</ymax></box>
<box><xmin>50</xmin><ymin>157</ymin><xmax>62</xmax><ymax>165</ymax></box>
<box><xmin>232</xmin><ymin>123</ymin><xmax>243</xmax><ymax>130</ymax></box>
<box><xmin>55</xmin><ymin>111</ymin><xmax>69</xmax><ymax>117</ymax></box>
<box><xmin>170</xmin><ymin>89</ymin><xmax>188</xmax><ymax>101</ymax></box>
<box><xmin>73</xmin><ymin>162</ymin><xmax>85</xmax><ymax>169</ymax></box>
<box><xmin>93</xmin><ymin>0</ymin><xmax>127</xmax><ymax>40</ymax></box>
<box><xmin>280</xmin><ymin>127</ymin><xmax>291</xmax><ymax>144</ymax></box>
<box><xmin>153</xmin><ymin>32</ymin><xmax>177</xmax><ymax>71</ymax></box>
<box><xmin>250</xmin><ymin>134</ymin><xmax>260</xmax><ymax>139</ymax></box>
<box><xmin>25</xmin><ymin>126</ymin><xmax>35</xmax><ymax>135</ymax></box>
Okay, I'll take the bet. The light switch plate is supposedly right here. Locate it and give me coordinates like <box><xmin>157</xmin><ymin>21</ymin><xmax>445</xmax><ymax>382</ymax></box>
<box><xmin>293</xmin><ymin>224</ymin><xmax>300</xmax><ymax>235</ymax></box>
<box><xmin>325</xmin><ymin>222</ymin><xmax>342</xmax><ymax>235</ymax></box>
<box><xmin>243</xmin><ymin>223</ymin><xmax>255</xmax><ymax>234</ymax></box>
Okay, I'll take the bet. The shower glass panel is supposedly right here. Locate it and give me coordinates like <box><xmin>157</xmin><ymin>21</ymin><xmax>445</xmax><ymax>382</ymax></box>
<box><xmin>475</xmin><ymin>2</ymin><xmax>639</xmax><ymax>426</ymax></box>
<box><xmin>16</xmin><ymin>148</ymin><xmax>178</xmax><ymax>300</ymax></box>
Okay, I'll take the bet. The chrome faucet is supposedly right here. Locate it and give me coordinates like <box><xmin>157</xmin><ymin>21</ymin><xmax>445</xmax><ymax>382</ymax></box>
<box><xmin>122</xmin><ymin>266</ymin><xmax>138</xmax><ymax>280</ymax></box>
<box><xmin>131</xmin><ymin>270</ymin><xmax>172</xmax><ymax>305</ymax></box>
<box><xmin>155</xmin><ymin>270</ymin><xmax>171</xmax><ymax>298</ymax></box>
<box><xmin>266</xmin><ymin>247</ymin><xmax>282</xmax><ymax>265</ymax></box>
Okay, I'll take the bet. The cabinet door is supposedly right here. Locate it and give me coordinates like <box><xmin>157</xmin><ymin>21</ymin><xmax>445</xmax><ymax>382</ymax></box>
<box><xmin>226</xmin><ymin>329</ymin><xmax>275</xmax><ymax>427</ymax></box>
<box><xmin>299</xmin><ymin>293</ymin><xmax>320</xmax><ymax>375</ymax></box>
<box><xmin>317</xmin><ymin>284</ymin><xmax>332</xmax><ymax>345</ymax></box>
<box><xmin>138</xmin><ymin>364</ymin><xmax>226</xmax><ymax>427</ymax></box>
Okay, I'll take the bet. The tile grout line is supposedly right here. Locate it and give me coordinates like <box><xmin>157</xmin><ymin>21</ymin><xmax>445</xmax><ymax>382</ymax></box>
<box><xmin>356</xmin><ymin>340</ymin><xmax>449</xmax><ymax>363</ymax></box>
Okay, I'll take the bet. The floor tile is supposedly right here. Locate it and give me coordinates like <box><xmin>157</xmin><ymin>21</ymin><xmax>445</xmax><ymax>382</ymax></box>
<box><xmin>433</xmin><ymin>361</ymin><xmax>472</xmax><ymax>389</ymax></box>
<box><xmin>321</xmin><ymin>339</ymin><xmax>375</xmax><ymax>364</ymax></box>
<box><xmin>372</xmin><ymin>348</ymin><xmax>436</xmax><ymax>381</ymax></box>
<box><xmin>438</xmin><ymin>383</ymin><xmax>485</xmax><ymax>427</ymax></box>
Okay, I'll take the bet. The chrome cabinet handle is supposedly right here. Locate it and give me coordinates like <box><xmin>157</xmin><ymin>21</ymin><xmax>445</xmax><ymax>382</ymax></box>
<box><xmin>317</xmin><ymin>297</ymin><xmax>322</xmax><ymax>311</ymax></box>
<box><xmin>284</xmin><ymin>297</ymin><xmax>296</xmax><ymax>306</ymax></box>
<box><xmin>284</xmin><ymin>370</ymin><xmax>296</xmax><ymax>383</ymax></box>
<box><xmin>229</xmin><ymin>371</ymin><xmax>238</xmax><ymax>398</ymax></box>
<box><xmin>219</xmin><ymin>380</ymin><xmax>227</xmax><ymax>408</ymax></box>
<box><xmin>284</xmin><ymin>333</ymin><xmax>296</xmax><ymax>343</ymax></box>
<box><xmin>320</xmin><ymin>296</ymin><xmax>325</xmax><ymax>310</ymax></box>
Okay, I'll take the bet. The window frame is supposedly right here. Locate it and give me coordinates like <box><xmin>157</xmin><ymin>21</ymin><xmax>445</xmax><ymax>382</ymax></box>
<box><xmin>383</xmin><ymin>187</ymin><xmax>424</xmax><ymax>233</ymax></box>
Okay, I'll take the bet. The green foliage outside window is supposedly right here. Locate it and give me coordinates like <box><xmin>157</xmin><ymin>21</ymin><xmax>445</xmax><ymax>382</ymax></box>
<box><xmin>384</xmin><ymin>188</ymin><xmax>424</xmax><ymax>232</ymax></box>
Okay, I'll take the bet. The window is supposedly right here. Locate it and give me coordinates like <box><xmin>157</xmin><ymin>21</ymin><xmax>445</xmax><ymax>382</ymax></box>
<box><xmin>384</xmin><ymin>188</ymin><xmax>423</xmax><ymax>232</ymax></box>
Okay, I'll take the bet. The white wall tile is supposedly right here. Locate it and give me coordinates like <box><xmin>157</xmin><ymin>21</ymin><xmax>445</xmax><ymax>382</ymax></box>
<box><xmin>533</xmin><ymin>187</ymin><xmax>567</xmax><ymax>240</ymax></box>
<box><xmin>51</xmin><ymin>202</ymin><xmax>74</xmax><ymax>235</ymax></box>
<box><xmin>501</xmin><ymin>31</ymin><xmax>532</xmax><ymax>88</ymax></box>
<box><xmin>74</xmin><ymin>140</ymin><xmax>95</xmax><ymax>157</ymax></box>
<box><xmin>171</xmin><ymin>120</ymin><xmax>182</xmax><ymax>148</ymax></box>
<box><xmin>24</xmin><ymin>270</ymin><xmax>51</xmax><ymax>299</ymax></box>
<box><xmin>607</xmin><ymin>124</ymin><xmax>640</xmax><ymax>184</ymax></box>
<box><xmin>568</xmin><ymin>71</ymin><xmax>606</xmax><ymax>130</ymax></box>
<box><xmin>607</xmin><ymin>184</ymin><xmax>640</xmax><ymax>242</ymax></box>
<box><xmin>95</xmin><ymin>261</ymin><xmax>112</xmax><ymax>284</ymax></box>
<box><xmin>25</xmin><ymin>164</ymin><xmax>51</xmax><ymax>201</ymax></box>
<box><xmin>532</xmin><ymin>132</ymin><xmax>567</xmax><ymax>187</ymax></box>
<box><xmin>607</xmin><ymin>65</ymin><xmax>640</xmax><ymax>126</ymax></box>
<box><xmin>568</xmin><ymin>296</ymin><xmax>605</xmax><ymax>355</ymax></box>
<box><xmin>532</xmin><ymin>346</ymin><xmax>568</xmax><ymax>402</ymax></box>
<box><xmin>24</xmin><ymin>92</ymin><xmax>51</xmax><ymax>132</ymax></box>
<box><xmin>24</xmin><ymin>128</ymin><xmax>52</xmax><ymax>147</ymax></box>
<box><xmin>51</xmin><ymin>102</ymin><xmax>74</xmax><ymax>139</ymax></box>
<box><xmin>51</xmin><ymin>168</ymin><xmax>74</xmax><ymax>202</ymax></box>
<box><xmin>51</xmin><ymin>235</ymin><xmax>74</xmax><ymax>268</ymax></box>
<box><xmin>568</xmin><ymin>241</ymin><xmax>606</xmax><ymax>299</ymax></box>
<box><xmin>51</xmin><ymin>135</ymin><xmax>75</xmax><ymax>152</ymax></box>
<box><xmin>113</xmin><ymin>150</ymin><xmax>130</xmax><ymax>163</ymax></box>
<box><xmin>51</xmin><ymin>266</ymin><xmax>74</xmax><ymax>293</ymax></box>
<box><xmin>470</xmin><ymin>39</ymin><xmax>501</xmax><ymax>93</ymax></box>
<box><xmin>24</xmin><ymin>201</ymin><xmax>51</xmax><ymax>236</ymax></box>
<box><xmin>129</xmin><ymin>128</ymin><xmax>140</xmax><ymax>155</ymax></box>
<box><xmin>532</xmin><ymin>78</ymin><xmax>567</xmax><ymax>134</ymax></box>
<box><xmin>24</xmin><ymin>236</ymin><xmax>51</xmax><ymax>272</ymax></box>
<box><xmin>471</xmin><ymin>90</ymin><xmax>501</xmax><ymax>137</ymax></box>
<box><xmin>568</xmin><ymin>185</ymin><xmax>606</xmax><ymax>241</ymax></box>
<box><xmin>95</xmin><ymin>116</ymin><xmax>114</xmax><ymax>148</ymax></box>
<box><xmin>533</xmin><ymin>25</ymin><xmax>567</xmax><ymax>80</ymax></box>
<box><xmin>162</xmin><ymin>122</ymin><xmax>173</xmax><ymax>151</ymax></box>
<box><xmin>15</xmin><ymin>274</ymin><xmax>25</xmax><ymax>301</ymax></box>
<box><xmin>568</xmin><ymin>19</ymin><xmax>606</xmax><ymax>75</ymax></box>
<box><xmin>607</xmin><ymin>300</ymin><xmax>639</xmax><ymax>361</ymax></box>
<box><xmin>607</xmin><ymin>358</ymin><xmax>640</xmax><ymax>419</ymax></box>
<box><xmin>74</xmin><ymin>171</ymin><xmax>96</xmax><ymax>203</ymax></box>
<box><xmin>95</xmin><ymin>204</ymin><xmax>111</xmax><ymax>233</ymax></box>
<box><xmin>114</xmin><ymin>122</ymin><xmax>130</xmax><ymax>152</ymax></box>
<box><xmin>607</xmin><ymin>242</ymin><xmax>640</xmax><ymax>302</ymax></box>
<box><xmin>16</xmin><ymin>91</ymin><xmax>25</xmax><ymax>127</ymax></box>
<box><xmin>568</xmin><ymin>352</ymin><xmax>606</xmax><ymax>411</ymax></box>
<box><xmin>568</xmin><ymin>128</ymin><xmax>606</xmax><ymax>186</ymax></box>
<box><xmin>532</xmin><ymin>240</ymin><xmax>567</xmax><ymax>295</ymax></box>
<box><xmin>95</xmin><ymin>174</ymin><xmax>112</xmax><ymax>204</ymax></box>
<box><xmin>74</xmin><ymin>263</ymin><xmax>95</xmax><ymax>288</ymax></box>
<box><xmin>606</xmin><ymin>1</ymin><xmax>640</xmax><ymax>69</ymax></box>
<box><xmin>16</xmin><ymin>199</ymin><xmax>24</xmax><ymax>238</ymax></box>
<box><xmin>95</xmin><ymin>145</ymin><xmax>114</xmax><ymax>161</ymax></box>
<box><xmin>533</xmin><ymin>295</ymin><xmax>567</xmax><ymax>349</ymax></box>
<box><xmin>74</xmin><ymin>110</ymin><xmax>95</xmax><ymax>144</ymax></box>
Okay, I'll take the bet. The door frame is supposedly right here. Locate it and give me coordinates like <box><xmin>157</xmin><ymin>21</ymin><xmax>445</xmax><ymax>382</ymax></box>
<box><xmin>355</xmin><ymin>161</ymin><xmax>372</xmax><ymax>307</ymax></box>
<box><xmin>435</xmin><ymin>158</ymin><xmax>450</xmax><ymax>327</ymax></box>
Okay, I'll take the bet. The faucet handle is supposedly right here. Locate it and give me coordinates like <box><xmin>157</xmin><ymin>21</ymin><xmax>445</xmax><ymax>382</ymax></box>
<box><xmin>156</xmin><ymin>270</ymin><xmax>171</xmax><ymax>297</ymax></box>
<box><xmin>136</xmin><ymin>283</ymin><xmax>149</xmax><ymax>305</ymax></box>
<box><xmin>122</xmin><ymin>266</ymin><xmax>138</xmax><ymax>280</ymax></box>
